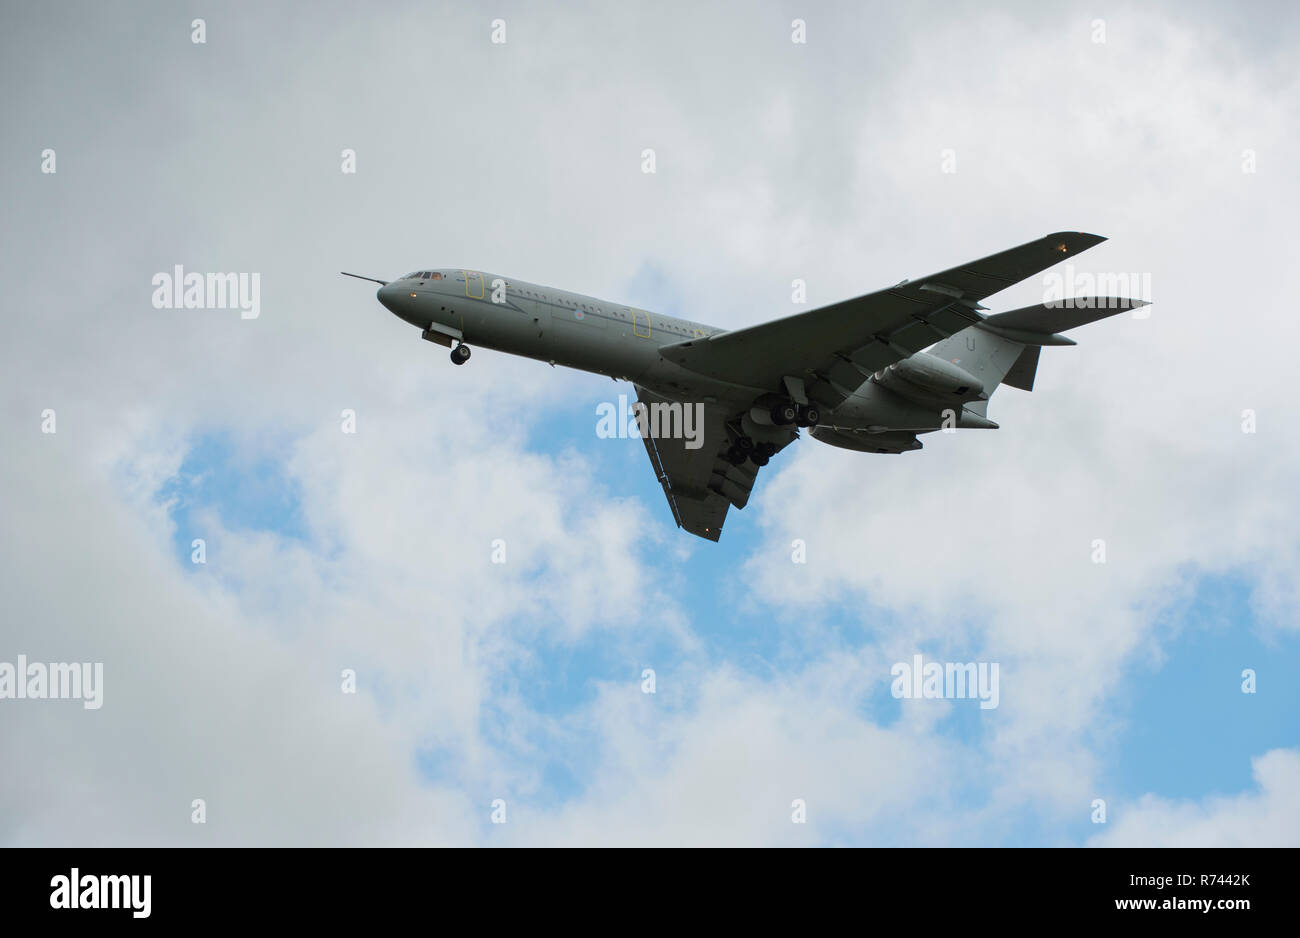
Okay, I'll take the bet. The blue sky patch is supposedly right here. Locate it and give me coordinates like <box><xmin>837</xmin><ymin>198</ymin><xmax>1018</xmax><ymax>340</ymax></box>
<box><xmin>157</xmin><ymin>430</ymin><xmax>308</xmax><ymax>566</ymax></box>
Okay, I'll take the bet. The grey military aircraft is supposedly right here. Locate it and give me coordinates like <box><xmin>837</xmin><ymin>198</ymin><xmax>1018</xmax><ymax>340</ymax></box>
<box><xmin>344</xmin><ymin>232</ymin><xmax>1146</xmax><ymax>541</ymax></box>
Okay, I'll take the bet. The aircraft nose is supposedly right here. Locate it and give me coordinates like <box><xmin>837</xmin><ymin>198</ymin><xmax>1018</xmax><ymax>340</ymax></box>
<box><xmin>376</xmin><ymin>281</ymin><xmax>424</xmax><ymax>327</ymax></box>
<box><xmin>376</xmin><ymin>282</ymin><xmax>400</xmax><ymax>312</ymax></box>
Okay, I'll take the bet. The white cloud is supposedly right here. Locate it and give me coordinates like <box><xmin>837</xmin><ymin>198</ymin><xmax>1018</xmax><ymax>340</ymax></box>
<box><xmin>1</xmin><ymin>1</ymin><xmax>1296</xmax><ymax>846</ymax></box>
<box><xmin>1089</xmin><ymin>748</ymin><xmax>1300</xmax><ymax>847</ymax></box>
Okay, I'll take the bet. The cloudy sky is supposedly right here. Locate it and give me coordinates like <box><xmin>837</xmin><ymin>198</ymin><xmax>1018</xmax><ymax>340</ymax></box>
<box><xmin>2</xmin><ymin>0</ymin><xmax>1297</xmax><ymax>846</ymax></box>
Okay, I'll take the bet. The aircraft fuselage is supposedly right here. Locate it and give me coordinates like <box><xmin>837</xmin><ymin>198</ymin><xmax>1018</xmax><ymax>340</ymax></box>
<box><xmin>375</xmin><ymin>268</ymin><xmax>948</xmax><ymax>435</ymax></box>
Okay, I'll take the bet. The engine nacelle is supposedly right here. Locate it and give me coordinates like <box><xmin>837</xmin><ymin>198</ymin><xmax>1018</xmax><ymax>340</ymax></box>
<box><xmin>873</xmin><ymin>352</ymin><xmax>986</xmax><ymax>403</ymax></box>
<box><xmin>810</xmin><ymin>427</ymin><xmax>922</xmax><ymax>454</ymax></box>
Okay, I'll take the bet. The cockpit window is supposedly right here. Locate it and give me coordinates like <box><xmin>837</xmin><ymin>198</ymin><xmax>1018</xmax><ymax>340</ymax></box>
<box><xmin>429</xmin><ymin>272</ymin><xmax>441</xmax><ymax>280</ymax></box>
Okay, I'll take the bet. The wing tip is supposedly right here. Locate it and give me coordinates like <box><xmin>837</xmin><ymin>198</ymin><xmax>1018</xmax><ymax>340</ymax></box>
<box><xmin>1044</xmin><ymin>231</ymin><xmax>1108</xmax><ymax>250</ymax></box>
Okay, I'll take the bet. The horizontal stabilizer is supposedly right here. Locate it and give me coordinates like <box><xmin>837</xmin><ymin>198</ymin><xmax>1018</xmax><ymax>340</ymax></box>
<box><xmin>981</xmin><ymin>297</ymin><xmax>1148</xmax><ymax>340</ymax></box>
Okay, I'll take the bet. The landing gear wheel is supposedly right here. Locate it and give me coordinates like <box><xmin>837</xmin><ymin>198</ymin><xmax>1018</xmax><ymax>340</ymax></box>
<box><xmin>725</xmin><ymin>446</ymin><xmax>747</xmax><ymax>466</ymax></box>
<box><xmin>751</xmin><ymin>452</ymin><xmax>770</xmax><ymax>467</ymax></box>
<box><xmin>736</xmin><ymin>435</ymin><xmax>755</xmax><ymax>453</ymax></box>
<box><xmin>797</xmin><ymin>404</ymin><xmax>821</xmax><ymax>427</ymax></box>
<box><xmin>451</xmin><ymin>344</ymin><xmax>471</xmax><ymax>365</ymax></box>
<box><xmin>755</xmin><ymin>442</ymin><xmax>776</xmax><ymax>458</ymax></box>
<box><xmin>770</xmin><ymin>402</ymin><xmax>798</xmax><ymax>426</ymax></box>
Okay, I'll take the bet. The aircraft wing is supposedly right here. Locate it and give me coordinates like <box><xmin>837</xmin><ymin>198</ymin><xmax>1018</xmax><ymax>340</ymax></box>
<box><xmin>659</xmin><ymin>232</ymin><xmax>1106</xmax><ymax>408</ymax></box>
<box><xmin>635</xmin><ymin>386</ymin><xmax>792</xmax><ymax>542</ymax></box>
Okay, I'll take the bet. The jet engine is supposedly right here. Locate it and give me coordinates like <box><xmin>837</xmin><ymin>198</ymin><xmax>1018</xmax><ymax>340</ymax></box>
<box><xmin>872</xmin><ymin>352</ymin><xmax>986</xmax><ymax>404</ymax></box>
<box><xmin>810</xmin><ymin>427</ymin><xmax>922</xmax><ymax>454</ymax></box>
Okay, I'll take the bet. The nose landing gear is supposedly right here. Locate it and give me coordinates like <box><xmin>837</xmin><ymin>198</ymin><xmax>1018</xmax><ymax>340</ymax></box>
<box><xmin>450</xmin><ymin>343</ymin><xmax>472</xmax><ymax>365</ymax></box>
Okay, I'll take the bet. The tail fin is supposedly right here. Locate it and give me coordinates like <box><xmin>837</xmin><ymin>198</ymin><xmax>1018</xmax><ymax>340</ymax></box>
<box><xmin>927</xmin><ymin>328</ymin><xmax>1027</xmax><ymax>417</ymax></box>
<box><xmin>1002</xmin><ymin>345</ymin><xmax>1041</xmax><ymax>391</ymax></box>
<box><xmin>928</xmin><ymin>296</ymin><xmax>1148</xmax><ymax>412</ymax></box>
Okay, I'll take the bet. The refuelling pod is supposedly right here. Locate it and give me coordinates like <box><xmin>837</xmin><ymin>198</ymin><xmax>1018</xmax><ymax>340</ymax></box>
<box><xmin>873</xmin><ymin>352</ymin><xmax>987</xmax><ymax>405</ymax></box>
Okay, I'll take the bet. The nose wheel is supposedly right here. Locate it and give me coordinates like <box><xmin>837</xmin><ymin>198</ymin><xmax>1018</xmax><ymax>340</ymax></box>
<box><xmin>450</xmin><ymin>343</ymin><xmax>472</xmax><ymax>365</ymax></box>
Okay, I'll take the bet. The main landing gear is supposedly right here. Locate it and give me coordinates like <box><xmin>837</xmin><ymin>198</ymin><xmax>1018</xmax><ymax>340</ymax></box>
<box><xmin>769</xmin><ymin>402</ymin><xmax>821</xmax><ymax>428</ymax></box>
<box><xmin>770</xmin><ymin>401</ymin><xmax>798</xmax><ymax>426</ymax></box>
<box><xmin>725</xmin><ymin>437</ymin><xmax>776</xmax><ymax>467</ymax></box>
<box><xmin>450</xmin><ymin>343</ymin><xmax>472</xmax><ymax>365</ymax></box>
<box><xmin>766</xmin><ymin>401</ymin><xmax>820</xmax><ymax>427</ymax></box>
<box><xmin>724</xmin><ymin>397</ymin><xmax>822</xmax><ymax>467</ymax></box>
